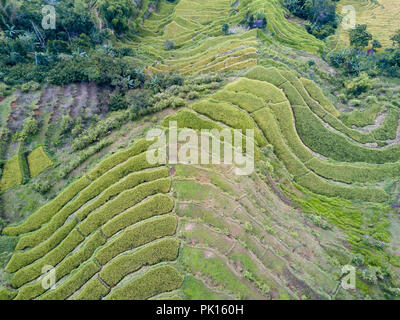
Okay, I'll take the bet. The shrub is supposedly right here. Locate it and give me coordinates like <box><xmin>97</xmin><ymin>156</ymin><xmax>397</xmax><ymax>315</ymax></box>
<box><xmin>72</xmin><ymin>111</ymin><xmax>128</xmax><ymax>151</ymax></box>
<box><xmin>99</xmin><ymin>0</ymin><xmax>137</xmax><ymax>34</ymax></box>
<box><xmin>20</xmin><ymin>81</ymin><xmax>40</xmax><ymax>92</ymax></box>
<box><xmin>345</xmin><ymin>72</ymin><xmax>373</xmax><ymax>97</ymax></box>
<box><xmin>14</xmin><ymin>117</ymin><xmax>39</xmax><ymax>142</ymax></box>
<box><xmin>349</xmin><ymin>24</ymin><xmax>372</xmax><ymax>49</ymax></box>
<box><xmin>108</xmin><ymin>90</ymin><xmax>128</xmax><ymax>111</ymax></box>
<box><xmin>163</xmin><ymin>40</ymin><xmax>175</xmax><ymax>50</ymax></box>
<box><xmin>0</xmin><ymin>82</ymin><xmax>12</xmax><ymax>97</ymax></box>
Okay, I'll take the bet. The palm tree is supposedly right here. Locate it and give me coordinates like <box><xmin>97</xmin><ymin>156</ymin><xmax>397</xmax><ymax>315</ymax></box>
<box><xmin>4</xmin><ymin>24</ymin><xmax>18</xmax><ymax>38</ymax></box>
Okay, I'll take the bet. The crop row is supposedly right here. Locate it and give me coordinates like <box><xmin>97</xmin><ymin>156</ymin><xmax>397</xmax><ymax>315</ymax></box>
<box><xmin>224</xmin><ymin>78</ymin><xmax>287</xmax><ymax>104</ymax></box>
<box><xmin>27</xmin><ymin>146</ymin><xmax>53</xmax><ymax>178</ymax></box>
<box><xmin>87</xmin><ymin>138</ymin><xmax>156</xmax><ymax>180</ymax></box>
<box><xmin>190</xmin><ymin>99</ymin><xmax>266</xmax><ymax>147</ymax></box>
<box><xmin>101</xmin><ymin>193</ymin><xmax>174</xmax><ymax>238</ymax></box>
<box><xmin>4</xmin><ymin>138</ymin><xmax>158</xmax><ymax>237</ymax></box>
<box><xmin>300</xmin><ymin>78</ymin><xmax>399</xmax><ymax>143</ymax></box>
<box><xmin>78</xmin><ymin>178</ymin><xmax>172</xmax><ymax>236</ymax></box>
<box><xmin>0</xmin><ymin>154</ymin><xmax>23</xmax><ymax>191</ymax></box>
<box><xmin>211</xmin><ymin>89</ymin><xmax>266</xmax><ymax>113</ymax></box>
<box><xmin>3</xmin><ymin>176</ymin><xmax>90</xmax><ymax>236</ymax></box>
<box><xmin>293</xmin><ymin>104</ymin><xmax>400</xmax><ymax>164</ymax></box>
<box><xmin>252</xmin><ymin>107</ymin><xmax>388</xmax><ymax>202</ymax></box>
<box><xmin>106</xmin><ymin>265</ymin><xmax>183</xmax><ymax>300</ymax></box>
<box><xmin>268</xmin><ymin>100</ymin><xmax>400</xmax><ymax>184</ymax></box>
<box><xmin>73</xmin><ymin>277</ymin><xmax>109</xmax><ymax>300</ymax></box>
<box><xmin>14</xmin><ymin>231</ymin><xmax>106</xmax><ymax>296</ymax></box>
<box><xmin>40</xmin><ymin>261</ymin><xmax>100</xmax><ymax>300</ymax></box>
<box><xmin>16</xmin><ymin>166</ymin><xmax>169</xmax><ymax>250</ymax></box>
<box><xmin>6</xmin><ymin>220</ymin><xmax>77</xmax><ymax>273</ymax></box>
<box><xmin>95</xmin><ymin>215</ymin><xmax>178</xmax><ymax>265</ymax></box>
<box><xmin>100</xmin><ymin>238</ymin><xmax>180</xmax><ymax>287</ymax></box>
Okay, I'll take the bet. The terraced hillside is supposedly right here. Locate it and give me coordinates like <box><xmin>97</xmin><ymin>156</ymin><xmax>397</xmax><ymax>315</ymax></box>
<box><xmin>1</xmin><ymin>0</ymin><xmax>400</xmax><ymax>301</ymax></box>
<box><xmin>158</xmin><ymin>67</ymin><xmax>400</xmax><ymax>299</ymax></box>
<box><xmin>125</xmin><ymin>0</ymin><xmax>324</xmax><ymax>75</ymax></box>
<box><xmin>337</xmin><ymin>0</ymin><xmax>400</xmax><ymax>48</ymax></box>
<box><xmin>0</xmin><ymin>139</ymin><xmax>182</xmax><ymax>300</ymax></box>
<box><xmin>2</xmin><ymin>65</ymin><xmax>399</xmax><ymax>299</ymax></box>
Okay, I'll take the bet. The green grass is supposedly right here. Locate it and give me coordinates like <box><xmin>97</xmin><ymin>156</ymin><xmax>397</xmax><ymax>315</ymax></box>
<box><xmin>340</xmin><ymin>104</ymin><xmax>383</xmax><ymax>128</ymax></box>
<box><xmin>180</xmin><ymin>245</ymin><xmax>257</xmax><ymax>299</ymax></box>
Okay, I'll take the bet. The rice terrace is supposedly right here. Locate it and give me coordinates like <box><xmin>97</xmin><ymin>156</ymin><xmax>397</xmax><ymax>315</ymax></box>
<box><xmin>0</xmin><ymin>0</ymin><xmax>400</xmax><ymax>305</ymax></box>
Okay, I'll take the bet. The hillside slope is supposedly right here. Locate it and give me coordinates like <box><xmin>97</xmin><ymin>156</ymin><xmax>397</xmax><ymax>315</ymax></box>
<box><xmin>0</xmin><ymin>0</ymin><xmax>400</xmax><ymax>300</ymax></box>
